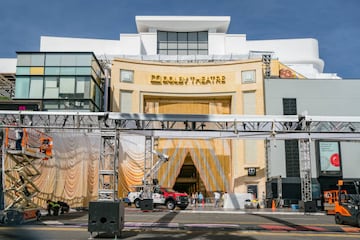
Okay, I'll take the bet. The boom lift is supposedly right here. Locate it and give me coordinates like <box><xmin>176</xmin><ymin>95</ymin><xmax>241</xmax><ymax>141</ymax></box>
<box><xmin>334</xmin><ymin>179</ymin><xmax>360</xmax><ymax>227</ymax></box>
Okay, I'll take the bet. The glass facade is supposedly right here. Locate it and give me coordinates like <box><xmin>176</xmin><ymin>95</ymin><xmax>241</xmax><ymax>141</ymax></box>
<box><xmin>157</xmin><ymin>31</ymin><xmax>208</xmax><ymax>55</ymax></box>
<box><xmin>14</xmin><ymin>52</ymin><xmax>104</xmax><ymax>111</ymax></box>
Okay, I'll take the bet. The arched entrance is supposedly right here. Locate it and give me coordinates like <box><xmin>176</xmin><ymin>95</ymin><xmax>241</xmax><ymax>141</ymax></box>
<box><xmin>173</xmin><ymin>153</ymin><xmax>206</xmax><ymax>195</ymax></box>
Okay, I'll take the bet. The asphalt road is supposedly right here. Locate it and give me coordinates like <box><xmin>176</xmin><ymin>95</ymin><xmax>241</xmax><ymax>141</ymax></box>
<box><xmin>1</xmin><ymin>206</ymin><xmax>360</xmax><ymax>240</ymax></box>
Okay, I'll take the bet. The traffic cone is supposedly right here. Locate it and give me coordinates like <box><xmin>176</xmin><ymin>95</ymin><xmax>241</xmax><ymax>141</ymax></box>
<box><xmin>271</xmin><ymin>199</ymin><xmax>276</xmax><ymax>210</ymax></box>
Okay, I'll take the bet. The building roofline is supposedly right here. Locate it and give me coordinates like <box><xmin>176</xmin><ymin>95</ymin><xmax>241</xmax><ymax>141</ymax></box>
<box><xmin>135</xmin><ymin>16</ymin><xmax>230</xmax><ymax>33</ymax></box>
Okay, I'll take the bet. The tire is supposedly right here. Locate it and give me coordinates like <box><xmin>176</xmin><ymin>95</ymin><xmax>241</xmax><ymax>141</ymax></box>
<box><xmin>166</xmin><ymin>200</ymin><xmax>175</xmax><ymax>210</ymax></box>
<box><xmin>335</xmin><ymin>213</ymin><xmax>344</xmax><ymax>225</ymax></box>
<box><xmin>357</xmin><ymin>214</ymin><xmax>360</xmax><ymax>227</ymax></box>
<box><xmin>134</xmin><ymin>199</ymin><xmax>141</xmax><ymax>208</ymax></box>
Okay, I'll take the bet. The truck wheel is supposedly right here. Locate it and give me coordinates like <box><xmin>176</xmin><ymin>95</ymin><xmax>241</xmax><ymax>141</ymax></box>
<box><xmin>166</xmin><ymin>200</ymin><xmax>175</xmax><ymax>210</ymax></box>
<box><xmin>134</xmin><ymin>199</ymin><xmax>141</xmax><ymax>208</ymax></box>
<box><xmin>335</xmin><ymin>213</ymin><xmax>343</xmax><ymax>225</ymax></box>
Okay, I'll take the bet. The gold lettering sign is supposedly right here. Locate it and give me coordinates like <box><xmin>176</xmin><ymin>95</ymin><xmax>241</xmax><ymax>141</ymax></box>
<box><xmin>150</xmin><ymin>75</ymin><xmax>226</xmax><ymax>85</ymax></box>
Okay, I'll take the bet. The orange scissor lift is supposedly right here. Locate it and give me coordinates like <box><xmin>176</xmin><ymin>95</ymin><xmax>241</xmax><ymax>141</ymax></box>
<box><xmin>2</xmin><ymin>127</ymin><xmax>53</xmax><ymax>224</ymax></box>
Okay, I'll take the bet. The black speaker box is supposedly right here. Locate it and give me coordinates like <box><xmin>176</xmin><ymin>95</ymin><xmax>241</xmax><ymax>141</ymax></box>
<box><xmin>304</xmin><ymin>201</ymin><xmax>317</xmax><ymax>213</ymax></box>
<box><xmin>140</xmin><ymin>199</ymin><xmax>153</xmax><ymax>211</ymax></box>
<box><xmin>88</xmin><ymin>201</ymin><xmax>124</xmax><ymax>235</ymax></box>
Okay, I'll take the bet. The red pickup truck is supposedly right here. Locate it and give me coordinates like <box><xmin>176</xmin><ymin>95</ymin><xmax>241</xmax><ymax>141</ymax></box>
<box><xmin>154</xmin><ymin>187</ymin><xmax>189</xmax><ymax>210</ymax></box>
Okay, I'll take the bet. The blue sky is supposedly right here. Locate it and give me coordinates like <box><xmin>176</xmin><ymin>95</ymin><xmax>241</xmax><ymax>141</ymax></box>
<box><xmin>0</xmin><ymin>0</ymin><xmax>359</xmax><ymax>78</ymax></box>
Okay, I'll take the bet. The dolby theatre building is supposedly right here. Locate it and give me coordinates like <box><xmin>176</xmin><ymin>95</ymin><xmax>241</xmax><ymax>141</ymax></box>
<box><xmin>107</xmin><ymin>16</ymin><xmax>324</xmax><ymax>198</ymax></box>
<box><xmin>16</xmin><ymin>16</ymin><xmax>333</xmax><ymax>199</ymax></box>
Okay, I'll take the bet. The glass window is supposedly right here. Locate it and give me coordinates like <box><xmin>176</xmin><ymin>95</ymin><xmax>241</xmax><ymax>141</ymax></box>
<box><xmin>188</xmin><ymin>32</ymin><xmax>197</xmax><ymax>41</ymax></box>
<box><xmin>15</xmin><ymin>77</ymin><xmax>30</xmax><ymax>98</ymax></box>
<box><xmin>45</xmin><ymin>54</ymin><xmax>62</xmax><ymax>66</ymax></box>
<box><xmin>242</xmin><ymin>70</ymin><xmax>256</xmax><ymax>84</ymax></box>
<box><xmin>198</xmin><ymin>32</ymin><xmax>208</xmax><ymax>41</ymax></box>
<box><xmin>16</xmin><ymin>67</ymin><xmax>30</xmax><ymax>75</ymax></box>
<box><xmin>44</xmin><ymin>88</ymin><xmax>59</xmax><ymax>98</ymax></box>
<box><xmin>198</xmin><ymin>43</ymin><xmax>208</xmax><ymax>50</ymax></box>
<box><xmin>120</xmin><ymin>69</ymin><xmax>134</xmax><ymax>83</ymax></box>
<box><xmin>158</xmin><ymin>31</ymin><xmax>167</xmax><ymax>41</ymax></box>
<box><xmin>76</xmin><ymin>78</ymin><xmax>85</xmax><ymax>94</ymax></box>
<box><xmin>60</xmin><ymin>67</ymin><xmax>76</xmax><ymax>75</ymax></box>
<box><xmin>30</xmin><ymin>54</ymin><xmax>45</xmax><ymax>66</ymax></box>
<box><xmin>45</xmin><ymin>67</ymin><xmax>60</xmax><ymax>75</ymax></box>
<box><xmin>178</xmin><ymin>50</ymin><xmax>188</xmax><ymax>55</ymax></box>
<box><xmin>59</xmin><ymin>77</ymin><xmax>75</xmax><ymax>94</ymax></box>
<box><xmin>76</xmin><ymin>54</ymin><xmax>91</xmax><ymax>66</ymax></box>
<box><xmin>44</xmin><ymin>77</ymin><xmax>59</xmax><ymax>98</ymax></box>
<box><xmin>60</xmin><ymin>54</ymin><xmax>76</xmax><ymax>66</ymax></box>
<box><xmin>17</xmin><ymin>54</ymin><xmax>31</xmax><ymax>66</ymax></box>
<box><xmin>29</xmin><ymin>77</ymin><xmax>43</xmax><ymax>98</ymax></box>
<box><xmin>283</xmin><ymin>98</ymin><xmax>297</xmax><ymax>115</ymax></box>
<box><xmin>157</xmin><ymin>31</ymin><xmax>208</xmax><ymax>55</ymax></box>
<box><xmin>198</xmin><ymin>50</ymin><xmax>208</xmax><ymax>55</ymax></box>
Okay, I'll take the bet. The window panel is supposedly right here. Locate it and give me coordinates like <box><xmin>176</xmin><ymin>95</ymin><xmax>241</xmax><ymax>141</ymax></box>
<box><xmin>242</xmin><ymin>70</ymin><xmax>256</xmax><ymax>84</ymax></box>
<box><xmin>76</xmin><ymin>54</ymin><xmax>91</xmax><ymax>66</ymax></box>
<box><xmin>31</xmin><ymin>54</ymin><xmax>45</xmax><ymax>66</ymax></box>
<box><xmin>178</xmin><ymin>50</ymin><xmax>188</xmax><ymax>55</ymax></box>
<box><xmin>17</xmin><ymin>54</ymin><xmax>31</xmax><ymax>66</ymax></box>
<box><xmin>168</xmin><ymin>32</ymin><xmax>177</xmax><ymax>41</ymax></box>
<box><xmin>120</xmin><ymin>69</ymin><xmax>134</xmax><ymax>83</ymax></box>
<box><xmin>76</xmin><ymin>77</ymin><xmax>86</xmax><ymax>93</ymax></box>
<box><xmin>198</xmin><ymin>43</ymin><xmax>208</xmax><ymax>50</ymax></box>
<box><xmin>283</xmin><ymin>98</ymin><xmax>297</xmax><ymax>115</ymax></box>
<box><xmin>15</xmin><ymin>77</ymin><xmax>30</xmax><ymax>98</ymax></box>
<box><xmin>157</xmin><ymin>31</ymin><xmax>208</xmax><ymax>55</ymax></box>
<box><xmin>178</xmin><ymin>42</ymin><xmax>187</xmax><ymax>49</ymax></box>
<box><xmin>60</xmin><ymin>67</ymin><xmax>76</xmax><ymax>75</ymax></box>
<box><xmin>198</xmin><ymin>32</ymin><xmax>208</xmax><ymax>41</ymax></box>
<box><xmin>178</xmin><ymin>32</ymin><xmax>187</xmax><ymax>41</ymax></box>
<box><xmin>188</xmin><ymin>32</ymin><xmax>197</xmax><ymax>41</ymax></box>
<box><xmin>29</xmin><ymin>77</ymin><xmax>43</xmax><ymax>98</ymax></box>
<box><xmin>44</xmin><ymin>88</ymin><xmax>59</xmax><ymax>98</ymax></box>
<box><xmin>45</xmin><ymin>67</ymin><xmax>60</xmax><ymax>75</ymax></box>
<box><xmin>16</xmin><ymin>67</ymin><xmax>30</xmax><ymax>75</ymax></box>
<box><xmin>76</xmin><ymin>67</ymin><xmax>91</xmax><ymax>75</ymax></box>
<box><xmin>158</xmin><ymin>31</ymin><xmax>167</xmax><ymax>41</ymax></box>
<box><xmin>44</xmin><ymin>77</ymin><xmax>59</xmax><ymax>98</ymax></box>
<box><xmin>45</xmin><ymin>54</ymin><xmax>62</xmax><ymax>66</ymax></box>
<box><xmin>60</xmin><ymin>54</ymin><xmax>76</xmax><ymax>66</ymax></box>
<box><xmin>59</xmin><ymin>77</ymin><xmax>75</xmax><ymax>94</ymax></box>
<box><xmin>198</xmin><ymin>50</ymin><xmax>208</xmax><ymax>55</ymax></box>
<box><xmin>168</xmin><ymin>42</ymin><xmax>177</xmax><ymax>49</ymax></box>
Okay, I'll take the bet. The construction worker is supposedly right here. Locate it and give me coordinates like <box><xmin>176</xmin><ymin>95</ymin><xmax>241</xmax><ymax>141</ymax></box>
<box><xmin>46</xmin><ymin>200</ymin><xmax>60</xmax><ymax>216</ymax></box>
<box><xmin>57</xmin><ymin>201</ymin><xmax>70</xmax><ymax>214</ymax></box>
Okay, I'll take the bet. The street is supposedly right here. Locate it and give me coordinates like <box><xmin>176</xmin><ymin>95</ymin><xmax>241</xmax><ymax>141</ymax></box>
<box><xmin>1</xmin><ymin>206</ymin><xmax>359</xmax><ymax>239</ymax></box>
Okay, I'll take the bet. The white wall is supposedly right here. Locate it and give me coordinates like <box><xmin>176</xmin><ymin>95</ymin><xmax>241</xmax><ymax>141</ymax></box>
<box><xmin>140</xmin><ymin>32</ymin><xmax>157</xmax><ymax>55</ymax></box>
<box><xmin>40</xmin><ymin>36</ymin><xmax>122</xmax><ymax>56</ymax></box>
<box><xmin>0</xmin><ymin>58</ymin><xmax>16</xmax><ymax>72</ymax></box>
<box><xmin>118</xmin><ymin>34</ymin><xmax>141</xmax><ymax>55</ymax></box>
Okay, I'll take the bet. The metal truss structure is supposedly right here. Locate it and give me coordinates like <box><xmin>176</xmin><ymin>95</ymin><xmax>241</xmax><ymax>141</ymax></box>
<box><xmin>2</xmin><ymin>111</ymin><xmax>360</xmax><ymax>205</ymax></box>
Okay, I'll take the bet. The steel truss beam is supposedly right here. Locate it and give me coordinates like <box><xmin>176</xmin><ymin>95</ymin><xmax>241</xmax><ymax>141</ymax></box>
<box><xmin>1</xmin><ymin>111</ymin><xmax>360</xmax><ymax>140</ymax></box>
